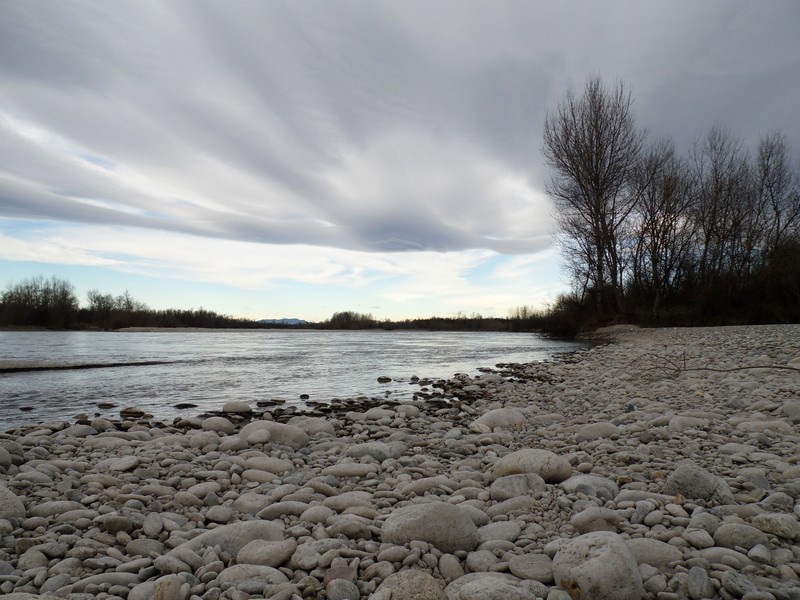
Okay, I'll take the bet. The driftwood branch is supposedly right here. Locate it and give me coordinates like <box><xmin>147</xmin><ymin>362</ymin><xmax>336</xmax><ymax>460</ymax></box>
<box><xmin>633</xmin><ymin>349</ymin><xmax>800</xmax><ymax>379</ymax></box>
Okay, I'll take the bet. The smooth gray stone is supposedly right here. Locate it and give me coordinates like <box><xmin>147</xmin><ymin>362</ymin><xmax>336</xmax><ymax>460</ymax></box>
<box><xmin>326</xmin><ymin>579</ymin><xmax>361</xmax><ymax>600</ymax></box>
<box><xmin>70</xmin><ymin>572</ymin><xmax>141</xmax><ymax>592</ymax></box>
<box><xmin>664</xmin><ymin>460</ymin><xmax>735</xmax><ymax>505</ymax></box>
<box><xmin>687</xmin><ymin>566</ymin><xmax>714</xmax><ymax>600</ymax></box>
<box><xmin>169</xmin><ymin>519</ymin><xmax>284</xmax><ymax>557</ymax></box>
<box><xmin>374</xmin><ymin>570</ymin><xmax>445</xmax><ymax>600</ymax></box>
<box><xmin>381</xmin><ymin>502</ymin><xmax>478</xmax><ymax>553</ymax></box>
<box><xmin>490</xmin><ymin>473</ymin><xmax>546</xmax><ymax>501</ymax></box>
<box><xmin>553</xmin><ymin>532</ymin><xmax>644</xmax><ymax>600</ymax></box>
<box><xmin>492</xmin><ymin>448</ymin><xmax>572</xmax><ymax>483</ymax></box>
<box><xmin>444</xmin><ymin>572</ymin><xmax>545</xmax><ymax>600</ymax></box>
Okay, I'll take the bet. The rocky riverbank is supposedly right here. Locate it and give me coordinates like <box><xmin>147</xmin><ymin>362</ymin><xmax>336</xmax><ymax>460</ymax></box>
<box><xmin>1</xmin><ymin>324</ymin><xmax>799</xmax><ymax>600</ymax></box>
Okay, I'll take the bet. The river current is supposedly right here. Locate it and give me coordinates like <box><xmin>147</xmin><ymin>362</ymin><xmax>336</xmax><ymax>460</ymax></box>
<box><xmin>0</xmin><ymin>330</ymin><xmax>587</xmax><ymax>430</ymax></box>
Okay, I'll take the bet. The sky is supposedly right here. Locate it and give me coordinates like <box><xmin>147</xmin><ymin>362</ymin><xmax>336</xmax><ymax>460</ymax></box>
<box><xmin>1</xmin><ymin>2</ymin><xmax>799</xmax><ymax>322</ymax></box>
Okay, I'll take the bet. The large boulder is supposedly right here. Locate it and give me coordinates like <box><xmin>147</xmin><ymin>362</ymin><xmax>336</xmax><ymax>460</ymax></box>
<box><xmin>381</xmin><ymin>502</ymin><xmax>479</xmax><ymax>553</ymax></box>
<box><xmin>553</xmin><ymin>531</ymin><xmax>644</xmax><ymax>600</ymax></box>
<box><xmin>663</xmin><ymin>461</ymin><xmax>735</xmax><ymax>505</ymax></box>
<box><xmin>492</xmin><ymin>449</ymin><xmax>572</xmax><ymax>483</ymax></box>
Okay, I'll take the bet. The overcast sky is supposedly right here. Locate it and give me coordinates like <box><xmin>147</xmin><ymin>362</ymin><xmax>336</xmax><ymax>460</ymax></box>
<box><xmin>1</xmin><ymin>1</ymin><xmax>798</xmax><ymax>320</ymax></box>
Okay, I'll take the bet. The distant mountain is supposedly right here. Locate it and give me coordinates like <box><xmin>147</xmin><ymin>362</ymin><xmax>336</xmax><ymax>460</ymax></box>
<box><xmin>257</xmin><ymin>318</ymin><xmax>309</xmax><ymax>326</ymax></box>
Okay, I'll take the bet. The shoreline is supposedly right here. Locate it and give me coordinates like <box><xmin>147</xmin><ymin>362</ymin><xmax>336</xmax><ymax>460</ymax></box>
<box><xmin>1</xmin><ymin>324</ymin><xmax>799</xmax><ymax>599</ymax></box>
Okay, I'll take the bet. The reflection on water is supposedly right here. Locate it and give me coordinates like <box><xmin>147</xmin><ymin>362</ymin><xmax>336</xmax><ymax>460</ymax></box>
<box><xmin>0</xmin><ymin>330</ymin><xmax>587</xmax><ymax>430</ymax></box>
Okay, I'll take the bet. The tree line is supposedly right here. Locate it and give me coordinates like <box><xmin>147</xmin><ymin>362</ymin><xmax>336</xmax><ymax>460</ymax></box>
<box><xmin>321</xmin><ymin>310</ymin><xmax>516</xmax><ymax>331</ymax></box>
<box><xmin>0</xmin><ymin>276</ymin><xmax>268</xmax><ymax>329</ymax></box>
<box><xmin>542</xmin><ymin>75</ymin><xmax>800</xmax><ymax>332</ymax></box>
<box><xmin>0</xmin><ymin>279</ymin><xmax>524</xmax><ymax>332</ymax></box>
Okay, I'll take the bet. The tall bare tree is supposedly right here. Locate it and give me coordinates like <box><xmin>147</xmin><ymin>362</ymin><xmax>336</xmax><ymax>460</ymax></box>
<box><xmin>630</xmin><ymin>138</ymin><xmax>696</xmax><ymax>317</ymax></box>
<box><xmin>542</xmin><ymin>76</ymin><xmax>645</xmax><ymax>317</ymax></box>
<box><xmin>756</xmin><ymin>131</ymin><xmax>800</xmax><ymax>254</ymax></box>
<box><xmin>690</xmin><ymin>126</ymin><xmax>753</xmax><ymax>285</ymax></box>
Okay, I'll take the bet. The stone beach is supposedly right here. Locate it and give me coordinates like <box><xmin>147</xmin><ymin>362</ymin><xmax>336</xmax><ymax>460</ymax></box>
<box><xmin>1</xmin><ymin>323</ymin><xmax>799</xmax><ymax>600</ymax></box>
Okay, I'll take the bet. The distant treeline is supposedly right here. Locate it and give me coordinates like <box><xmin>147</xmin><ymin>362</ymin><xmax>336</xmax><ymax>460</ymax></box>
<box><xmin>0</xmin><ymin>276</ymin><xmax>269</xmax><ymax>330</ymax></box>
<box><xmin>317</xmin><ymin>310</ymin><xmax>519</xmax><ymax>332</ymax></box>
<box><xmin>0</xmin><ymin>279</ymin><xmax>535</xmax><ymax>332</ymax></box>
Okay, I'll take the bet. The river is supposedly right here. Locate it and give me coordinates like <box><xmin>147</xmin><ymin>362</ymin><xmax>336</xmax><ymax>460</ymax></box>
<box><xmin>0</xmin><ymin>329</ymin><xmax>587</xmax><ymax>430</ymax></box>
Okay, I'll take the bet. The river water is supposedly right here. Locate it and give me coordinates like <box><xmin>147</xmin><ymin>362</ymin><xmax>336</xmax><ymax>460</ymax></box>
<box><xmin>0</xmin><ymin>330</ymin><xmax>587</xmax><ymax>430</ymax></box>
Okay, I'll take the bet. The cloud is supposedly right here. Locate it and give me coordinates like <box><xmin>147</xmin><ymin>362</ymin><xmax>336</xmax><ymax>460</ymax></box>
<box><xmin>0</xmin><ymin>0</ymin><xmax>798</xmax><ymax>271</ymax></box>
<box><xmin>0</xmin><ymin>219</ymin><xmax>562</xmax><ymax>318</ymax></box>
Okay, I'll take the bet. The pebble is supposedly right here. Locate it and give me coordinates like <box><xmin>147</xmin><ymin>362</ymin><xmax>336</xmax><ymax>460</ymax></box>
<box><xmin>0</xmin><ymin>324</ymin><xmax>798</xmax><ymax>600</ymax></box>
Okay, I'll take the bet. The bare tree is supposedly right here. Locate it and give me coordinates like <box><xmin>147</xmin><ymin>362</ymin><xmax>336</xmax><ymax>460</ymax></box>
<box><xmin>87</xmin><ymin>289</ymin><xmax>115</xmax><ymax>328</ymax></box>
<box><xmin>630</xmin><ymin>138</ymin><xmax>696</xmax><ymax>318</ymax></box>
<box><xmin>757</xmin><ymin>131</ymin><xmax>800</xmax><ymax>254</ymax></box>
<box><xmin>690</xmin><ymin>127</ymin><xmax>754</xmax><ymax>282</ymax></box>
<box><xmin>542</xmin><ymin>76</ymin><xmax>645</xmax><ymax>317</ymax></box>
<box><xmin>0</xmin><ymin>275</ymin><xmax>78</xmax><ymax>327</ymax></box>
